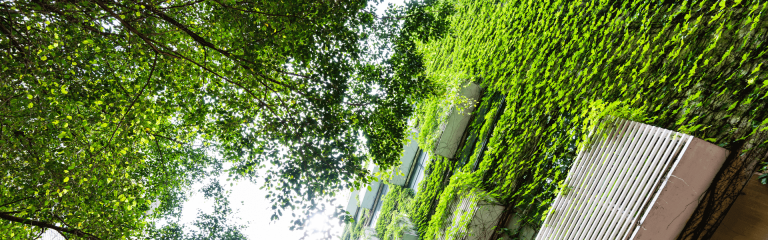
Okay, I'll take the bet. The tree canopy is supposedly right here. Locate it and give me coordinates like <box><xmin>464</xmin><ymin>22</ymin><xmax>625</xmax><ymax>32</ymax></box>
<box><xmin>0</xmin><ymin>0</ymin><xmax>433</xmax><ymax>238</ymax></box>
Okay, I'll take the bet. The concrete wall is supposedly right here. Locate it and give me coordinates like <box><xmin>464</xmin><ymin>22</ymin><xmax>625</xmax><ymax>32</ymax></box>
<box><xmin>434</xmin><ymin>82</ymin><xmax>481</xmax><ymax>158</ymax></box>
<box><xmin>710</xmin><ymin>172</ymin><xmax>768</xmax><ymax>240</ymax></box>
<box><xmin>632</xmin><ymin>137</ymin><xmax>729</xmax><ymax>240</ymax></box>
<box><xmin>362</xmin><ymin>227</ymin><xmax>380</xmax><ymax>240</ymax></box>
<box><xmin>466</xmin><ymin>201</ymin><xmax>506</xmax><ymax>240</ymax></box>
<box><xmin>504</xmin><ymin>211</ymin><xmax>536</xmax><ymax>240</ymax></box>
<box><xmin>536</xmin><ymin>120</ymin><xmax>729</xmax><ymax>240</ymax></box>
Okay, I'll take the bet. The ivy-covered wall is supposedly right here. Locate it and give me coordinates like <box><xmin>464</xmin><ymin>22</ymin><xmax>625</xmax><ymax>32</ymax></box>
<box><xmin>341</xmin><ymin>209</ymin><xmax>370</xmax><ymax>240</ymax></box>
<box><xmin>409</xmin><ymin>0</ymin><xmax>768</xmax><ymax>239</ymax></box>
<box><xmin>408</xmin><ymin>155</ymin><xmax>458</xmax><ymax>235</ymax></box>
<box><xmin>374</xmin><ymin>185</ymin><xmax>415</xmax><ymax>240</ymax></box>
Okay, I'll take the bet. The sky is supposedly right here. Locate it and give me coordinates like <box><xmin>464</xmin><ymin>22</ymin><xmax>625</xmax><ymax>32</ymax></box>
<box><xmin>178</xmin><ymin>1</ymin><xmax>406</xmax><ymax>239</ymax></box>
<box><xmin>179</xmin><ymin>175</ymin><xmax>352</xmax><ymax>240</ymax></box>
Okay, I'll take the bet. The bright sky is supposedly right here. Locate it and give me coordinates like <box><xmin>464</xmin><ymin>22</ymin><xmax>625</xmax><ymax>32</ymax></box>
<box><xmin>180</xmin><ymin>175</ymin><xmax>352</xmax><ymax>240</ymax></box>
<box><xmin>178</xmin><ymin>1</ymin><xmax>405</xmax><ymax>239</ymax></box>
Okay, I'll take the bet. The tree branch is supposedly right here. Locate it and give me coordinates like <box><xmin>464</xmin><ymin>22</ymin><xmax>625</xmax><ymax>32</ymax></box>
<box><xmin>0</xmin><ymin>213</ymin><xmax>101</xmax><ymax>240</ymax></box>
<box><xmin>0</xmin><ymin>16</ymin><xmax>27</xmax><ymax>55</ymax></box>
<box><xmin>158</xmin><ymin>0</ymin><xmax>205</xmax><ymax>10</ymax></box>
<box><xmin>108</xmin><ymin>53</ymin><xmax>157</xmax><ymax>145</ymax></box>
<box><xmin>93</xmin><ymin>0</ymin><xmax>163</xmax><ymax>54</ymax></box>
<box><xmin>142</xmin><ymin>3</ymin><xmax>234</xmax><ymax>58</ymax></box>
<box><xmin>31</xmin><ymin>0</ymin><xmax>120</xmax><ymax>38</ymax></box>
<box><xmin>209</xmin><ymin>0</ymin><xmax>307</xmax><ymax>19</ymax></box>
<box><xmin>0</xmin><ymin>196</ymin><xmax>31</xmax><ymax>208</ymax></box>
<box><xmin>144</xmin><ymin>40</ymin><xmax>281</xmax><ymax>115</ymax></box>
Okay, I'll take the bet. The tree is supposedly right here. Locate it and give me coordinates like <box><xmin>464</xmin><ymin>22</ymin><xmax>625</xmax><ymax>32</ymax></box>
<box><xmin>0</xmin><ymin>0</ymin><xmax>428</xmax><ymax>238</ymax></box>
<box><xmin>146</xmin><ymin>180</ymin><xmax>248</xmax><ymax>240</ymax></box>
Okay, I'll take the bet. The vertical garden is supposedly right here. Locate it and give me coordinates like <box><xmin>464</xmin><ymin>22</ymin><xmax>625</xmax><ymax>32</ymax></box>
<box><xmin>403</xmin><ymin>0</ymin><xmax>768</xmax><ymax>239</ymax></box>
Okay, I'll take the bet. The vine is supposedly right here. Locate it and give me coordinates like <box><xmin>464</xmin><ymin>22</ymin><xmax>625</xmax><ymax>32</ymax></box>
<box><xmin>341</xmin><ymin>209</ymin><xmax>371</xmax><ymax>240</ymax></box>
<box><xmin>411</xmin><ymin>0</ymin><xmax>768</xmax><ymax>238</ymax></box>
<box><xmin>374</xmin><ymin>185</ymin><xmax>417</xmax><ymax>240</ymax></box>
<box><xmin>375</xmin><ymin>185</ymin><xmax>415</xmax><ymax>237</ymax></box>
<box><xmin>408</xmin><ymin>155</ymin><xmax>458</xmax><ymax>234</ymax></box>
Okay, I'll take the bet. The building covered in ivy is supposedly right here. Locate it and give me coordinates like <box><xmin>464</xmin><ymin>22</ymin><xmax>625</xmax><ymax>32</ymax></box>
<box><xmin>342</xmin><ymin>0</ymin><xmax>768</xmax><ymax>239</ymax></box>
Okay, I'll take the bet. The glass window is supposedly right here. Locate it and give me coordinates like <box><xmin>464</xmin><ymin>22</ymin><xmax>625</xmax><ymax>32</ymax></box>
<box><xmin>369</xmin><ymin>184</ymin><xmax>389</xmax><ymax>227</ymax></box>
<box><xmin>408</xmin><ymin>150</ymin><xmax>429</xmax><ymax>192</ymax></box>
<box><xmin>355</xmin><ymin>207</ymin><xmax>363</xmax><ymax>222</ymax></box>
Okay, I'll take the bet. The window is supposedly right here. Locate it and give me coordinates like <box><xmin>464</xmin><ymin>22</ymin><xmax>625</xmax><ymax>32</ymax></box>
<box><xmin>408</xmin><ymin>150</ymin><xmax>429</xmax><ymax>192</ymax></box>
<box><xmin>355</xmin><ymin>207</ymin><xmax>363</xmax><ymax>222</ymax></box>
<box><xmin>369</xmin><ymin>184</ymin><xmax>389</xmax><ymax>227</ymax></box>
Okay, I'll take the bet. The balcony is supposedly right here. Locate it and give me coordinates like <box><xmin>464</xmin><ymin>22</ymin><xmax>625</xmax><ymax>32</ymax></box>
<box><xmin>433</xmin><ymin>82</ymin><xmax>482</xmax><ymax>159</ymax></box>
<box><xmin>536</xmin><ymin>119</ymin><xmax>729</xmax><ymax>240</ymax></box>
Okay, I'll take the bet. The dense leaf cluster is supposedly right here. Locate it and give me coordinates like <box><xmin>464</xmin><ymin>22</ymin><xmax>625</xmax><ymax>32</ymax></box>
<box><xmin>411</xmin><ymin>0</ymin><xmax>768</xmax><ymax>239</ymax></box>
<box><xmin>407</xmin><ymin>155</ymin><xmax>456</xmax><ymax>234</ymax></box>
<box><xmin>0</xmin><ymin>0</ymin><xmax>427</xmax><ymax>238</ymax></box>
<box><xmin>373</xmin><ymin>184</ymin><xmax>414</xmax><ymax>238</ymax></box>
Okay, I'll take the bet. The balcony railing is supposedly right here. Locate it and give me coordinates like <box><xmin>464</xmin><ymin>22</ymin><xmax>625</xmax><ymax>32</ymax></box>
<box><xmin>536</xmin><ymin>119</ymin><xmax>728</xmax><ymax>240</ymax></box>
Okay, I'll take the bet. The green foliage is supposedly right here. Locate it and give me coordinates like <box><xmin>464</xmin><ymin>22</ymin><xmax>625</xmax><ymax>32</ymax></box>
<box><xmin>411</xmin><ymin>0</ymin><xmax>768</xmax><ymax>238</ymax></box>
<box><xmin>0</xmin><ymin>0</ymin><xmax>429</xmax><ymax>238</ymax></box>
<box><xmin>147</xmin><ymin>180</ymin><xmax>247</xmax><ymax>240</ymax></box>
<box><xmin>455</xmin><ymin>92</ymin><xmax>505</xmax><ymax>173</ymax></box>
<box><xmin>341</xmin><ymin>209</ymin><xmax>370</xmax><ymax>240</ymax></box>
<box><xmin>422</xmin><ymin>172</ymin><xmax>486</xmax><ymax>240</ymax></box>
<box><xmin>374</xmin><ymin>185</ymin><xmax>414</xmax><ymax>238</ymax></box>
<box><xmin>408</xmin><ymin>155</ymin><xmax>457</xmax><ymax>234</ymax></box>
<box><xmin>379</xmin><ymin>211</ymin><xmax>416</xmax><ymax>240</ymax></box>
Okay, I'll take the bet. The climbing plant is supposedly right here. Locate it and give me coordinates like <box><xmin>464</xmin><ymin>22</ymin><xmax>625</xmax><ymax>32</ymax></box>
<box><xmin>411</xmin><ymin>0</ymin><xmax>768</xmax><ymax>239</ymax></box>
<box><xmin>340</xmin><ymin>209</ymin><xmax>371</xmax><ymax>240</ymax></box>
<box><xmin>407</xmin><ymin>155</ymin><xmax>457</xmax><ymax>234</ymax></box>
<box><xmin>373</xmin><ymin>185</ymin><xmax>415</xmax><ymax>239</ymax></box>
<box><xmin>374</xmin><ymin>185</ymin><xmax>414</xmax><ymax>237</ymax></box>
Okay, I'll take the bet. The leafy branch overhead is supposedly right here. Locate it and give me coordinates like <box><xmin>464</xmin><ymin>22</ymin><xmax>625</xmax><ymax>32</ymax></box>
<box><xmin>0</xmin><ymin>0</ymin><xmax>434</xmax><ymax>238</ymax></box>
